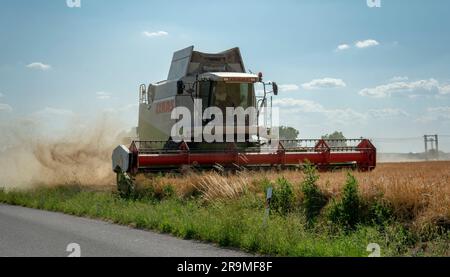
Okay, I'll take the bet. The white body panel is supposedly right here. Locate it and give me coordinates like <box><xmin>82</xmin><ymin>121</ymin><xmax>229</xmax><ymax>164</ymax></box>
<box><xmin>112</xmin><ymin>145</ymin><xmax>131</xmax><ymax>172</ymax></box>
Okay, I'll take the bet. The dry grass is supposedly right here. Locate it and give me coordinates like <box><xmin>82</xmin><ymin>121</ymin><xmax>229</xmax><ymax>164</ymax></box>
<box><xmin>192</xmin><ymin>172</ymin><xmax>250</xmax><ymax>202</ymax></box>
<box><xmin>134</xmin><ymin>171</ymin><xmax>254</xmax><ymax>202</ymax></box>
<box><xmin>133</xmin><ymin>161</ymin><xmax>450</xmax><ymax>229</ymax></box>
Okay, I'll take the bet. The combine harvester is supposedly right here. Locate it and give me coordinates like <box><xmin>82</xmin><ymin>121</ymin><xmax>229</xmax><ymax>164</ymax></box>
<box><xmin>112</xmin><ymin>46</ymin><xmax>376</xmax><ymax>192</ymax></box>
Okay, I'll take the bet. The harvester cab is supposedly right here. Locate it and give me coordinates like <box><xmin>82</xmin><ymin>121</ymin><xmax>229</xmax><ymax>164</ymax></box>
<box><xmin>136</xmin><ymin>46</ymin><xmax>277</xmax><ymax>146</ymax></box>
<box><xmin>112</xmin><ymin>46</ymin><xmax>376</xmax><ymax>193</ymax></box>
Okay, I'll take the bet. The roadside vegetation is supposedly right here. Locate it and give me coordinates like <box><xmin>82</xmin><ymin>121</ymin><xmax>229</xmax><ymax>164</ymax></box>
<box><xmin>1</xmin><ymin>162</ymin><xmax>449</xmax><ymax>256</ymax></box>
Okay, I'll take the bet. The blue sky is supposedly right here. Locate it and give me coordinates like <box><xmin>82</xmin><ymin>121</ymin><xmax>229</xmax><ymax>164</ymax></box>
<box><xmin>0</xmin><ymin>0</ymin><xmax>449</xmax><ymax>152</ymax></box>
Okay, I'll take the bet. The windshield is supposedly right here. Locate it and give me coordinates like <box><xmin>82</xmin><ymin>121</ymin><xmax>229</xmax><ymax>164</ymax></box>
<box><xmin>199</xmin><ymin>81</ymin><xmax>255</xmax><ymax>111</ymax></box>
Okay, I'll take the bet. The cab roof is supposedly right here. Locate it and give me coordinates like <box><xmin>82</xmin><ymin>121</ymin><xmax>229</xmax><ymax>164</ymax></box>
<box><xmin>198</xmin><ymin>72</ymin><xmax>259</xmax><ymax>83</ymax></box>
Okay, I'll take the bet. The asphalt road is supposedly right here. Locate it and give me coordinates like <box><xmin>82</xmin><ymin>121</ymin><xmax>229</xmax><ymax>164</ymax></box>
<box><xmin>0</xmin><ymin>204</ymin><xmax>247</xmax><ymax>257</ymax></box>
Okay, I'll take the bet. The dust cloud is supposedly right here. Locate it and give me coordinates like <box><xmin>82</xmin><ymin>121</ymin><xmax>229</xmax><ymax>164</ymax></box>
<box><xmin>0</xmin><ymin>114</ymin><xmax>133</xmax><ymax>189</ymax></box>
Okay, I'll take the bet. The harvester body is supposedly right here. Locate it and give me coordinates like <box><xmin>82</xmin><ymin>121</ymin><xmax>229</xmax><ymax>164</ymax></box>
<box><xmin>112</xmin><ymin>46</ymin><xmax>376</xmax><ymax>190</ymax></box>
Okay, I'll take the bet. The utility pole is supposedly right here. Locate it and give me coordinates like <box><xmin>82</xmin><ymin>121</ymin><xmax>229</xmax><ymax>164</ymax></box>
<box><xmin>424</xmin><ymin>134</ymin><xmax>439</xmax><ymax>160</ymax></box>
<box><xmin>435</xmin><ymin>134</ymin><xmax>439</xmax><ymax>159</ymax></box>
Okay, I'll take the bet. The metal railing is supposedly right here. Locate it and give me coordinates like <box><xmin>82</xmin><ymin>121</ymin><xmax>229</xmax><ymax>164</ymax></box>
<box><xmin>131</xmin><ymin>139</ymin><xmax>374</xmax><ymax>154</ymax></box>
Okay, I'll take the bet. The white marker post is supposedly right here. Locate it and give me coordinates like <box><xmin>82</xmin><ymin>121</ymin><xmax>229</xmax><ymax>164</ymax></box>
<box><xmin>263</xmin><ymin>187</ymin><xmax>273</xmax><ymax>228</ymax></box>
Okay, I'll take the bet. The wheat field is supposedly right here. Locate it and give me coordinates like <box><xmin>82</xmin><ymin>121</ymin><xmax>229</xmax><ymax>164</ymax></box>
<box><xmin>134</xmin><ymin>161</ymin><xmax>450</xmax><ymax>230</ymax></box>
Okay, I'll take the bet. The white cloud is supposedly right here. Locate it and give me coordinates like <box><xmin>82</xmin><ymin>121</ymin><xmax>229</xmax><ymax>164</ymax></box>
<box><xmin>440</xmin><ymin>84</ymin><xmax>450</xmax><ymax>95</ymax></box>
<box><xmin>274</xmin><ymin>97</ymin><xmax>411</xmax><ymax>126</ymax></box>
<box><xmin>416</xmin><ymin>106</ymin><xmax>450</xmax><ymax>123</ymax></box>
<box><xmin>359</xmin><ymin>79</ymin><xmax>449</xmax><ymax>98</ymax></box>
<box><xmin>367</xmin><ymin>108</ymin><xmax>409</xmax><ymax>118</ymax></box>
<box><xmin>26</xmin><ymin>62</ymin><xmax>52</xmax><ymax>71</ymax></box>
<box><xmin>390</xmin><ymin>76</ymin><xmax>409</xmax><ymax>82</ymax></box>
<box><xmin>273</xmin><ymin>98</ymin><xmax>324</xmax><ymax>112</ymax></box>
<box><xmin>301</xmin><ymin>78</ymin><xmax>346</xmax><ymax>90</ymax></box>
<box><xmin>0</xmin><ymin>103</ymin><xmax>12</xmax><ymax>112</ymax></box>
<box><xmin>142</xmin><ymin>30</ymin><xmax>169</xmax><ymax>38</ymax></box>
<box><xmin>96</xmin><ymin>91</ymin><xmax>111</xmax><ymax>100</ymax></box>
<box><xmin>324</xmin><ymin>108</ymin><xmax>367</xmax><ymax>125</ymax></box>
<box><xmin>34</xmin><ymin>107</ymin><xmax>75</xmax><ymax>117</ymax></box>
<box><xmin>335</xmin><ymin>39</ymin><xmax>380</xmax><ymax>52</ymax></box>
<box><xmin>278</xmin><ymin>84</ymin><xmax>300</xmax><ymax>92</ymax></box>
<box><xmin>355</xmin><ymin>39</ymin><xmax>379</xmax><ymax>48</ymax></box>
<box><xmin>427</xmin><ymin>106</ymin><xmax>450</xmax><ymax>114</ymax></box>
<box><xmin>273</xmin><ymin>98</ymin><xmax>366</xmax><ymax>125</ymax></box>
<box><xmin>336</xmin><ymin>44</ymin><xmax>350</xmax><ymax>51</ymax></box>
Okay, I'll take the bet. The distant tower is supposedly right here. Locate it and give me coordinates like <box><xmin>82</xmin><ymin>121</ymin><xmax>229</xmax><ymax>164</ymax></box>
<box><xmin>424</xmin><ymin>135</ymin><xmax>439</xmax><ymax>160</ymax></box>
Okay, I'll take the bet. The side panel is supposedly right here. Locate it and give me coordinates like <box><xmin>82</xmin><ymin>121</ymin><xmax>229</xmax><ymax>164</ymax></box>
<box><xmin>138</xmin><ymin>95</ymin><xmax>196</xmax><ymax>141</ymax></box>
<box><xmin>138</xmin><ymin>79</ymin><xmax>183</xmax><ymax>141</ymax></box>
<box><xmin>137</xmin><ymin>102</ymin><xmax>171</xmax><ymax>141</ymax></box>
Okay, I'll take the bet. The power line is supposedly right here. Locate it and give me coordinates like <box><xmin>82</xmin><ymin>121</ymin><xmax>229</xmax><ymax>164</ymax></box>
<box><xmin>369</xmin><ymin>135</ymin><xmax>450</xmax><ymax>140</ymax></box>
<box><xmin>370</xmin><ymin>137</ymin><xmax>423</xmax><ymax>141</ymax></box>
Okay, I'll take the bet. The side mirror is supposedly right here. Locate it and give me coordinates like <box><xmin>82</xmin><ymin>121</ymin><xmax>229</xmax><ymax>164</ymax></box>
<box><xmin>177</xmin><ymin>80</ymin><xmax>184</xmax><ymax>95</ymax></box>
<box><xmin>272</xmin><ymin>82</ymin><xmax>278</xmax><ymax>95</ymax></box>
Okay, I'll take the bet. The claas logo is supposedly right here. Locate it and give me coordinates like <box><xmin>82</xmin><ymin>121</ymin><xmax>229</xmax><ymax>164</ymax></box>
<box><xmin>156</xmin><ymin>99</ymin><xmax>175</xmax><ymax>114</ymax></box>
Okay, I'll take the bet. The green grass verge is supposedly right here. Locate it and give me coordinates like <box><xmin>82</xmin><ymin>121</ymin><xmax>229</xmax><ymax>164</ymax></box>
<box><xmin>0</xmin><ymin>185</ymin><xmax>447</xmax><ymax>256</ymax></box>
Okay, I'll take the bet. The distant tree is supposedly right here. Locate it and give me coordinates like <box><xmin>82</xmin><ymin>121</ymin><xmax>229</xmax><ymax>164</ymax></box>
<box><xmin>278</xmin><ymin>126</ymin><xmax>300</xmax><ymax>148</ymax></box>
<box><xmin>322</xmin><ymin>131</ymin><xmax>347</xmax><ymax>147</ymax></box>
<box><xmin>322</xmin><ymin>131</ymin><xmax>345</xmax><ymax>140</ymax></box>
<box><xmin>279</xmin><ymin>126</ymin><xmax>300</xmax><ymax>140</ymax></box>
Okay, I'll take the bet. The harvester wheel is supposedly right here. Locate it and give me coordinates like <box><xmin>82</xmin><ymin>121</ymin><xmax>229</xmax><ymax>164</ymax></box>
<box><xmin>116</xmin><ymin>171</ymin><xmax>135</xmax><ymax>198</ymax></box>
